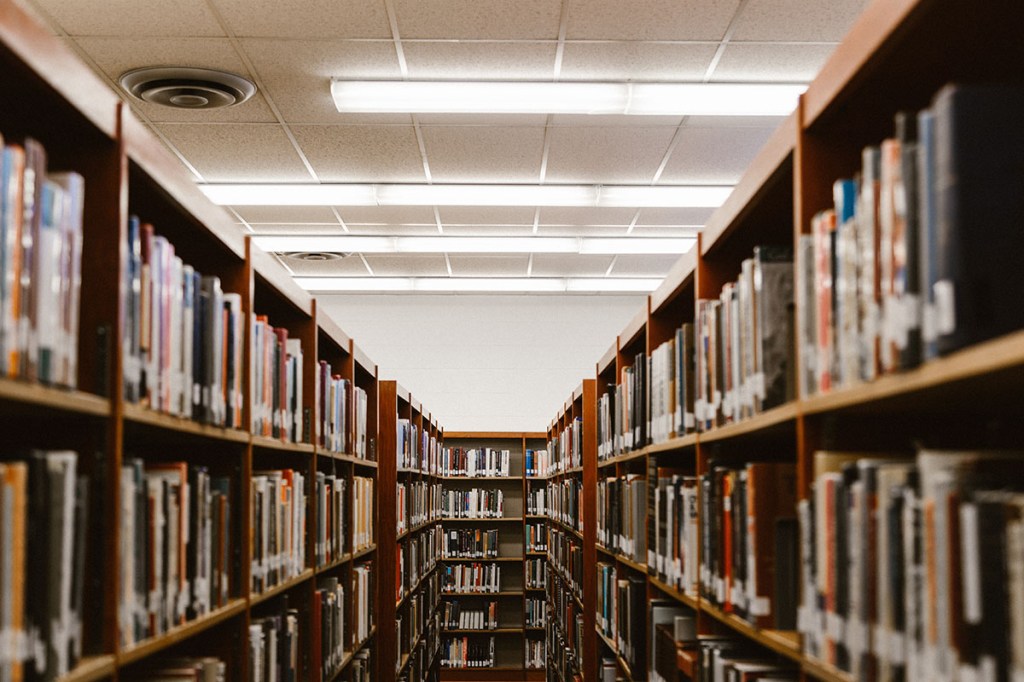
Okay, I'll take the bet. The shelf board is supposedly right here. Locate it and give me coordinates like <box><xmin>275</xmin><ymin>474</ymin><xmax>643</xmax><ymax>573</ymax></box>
<box><xmin>397</xmin><ymin>563</ymin><xmax>439</xmax><ymax>609</ymax></box>
<box><xmin>326</xmin><ymin>628</ymin><xmax>378</xmax><ymax>682</ymax></box>
<box><xmin>698</xmin><ymin>401</ymin><xmax>799</xmax><ymax>444</ymax></box>
<box><xmin>252</xmin><ymin>435</ymin><xmax>314</xmax><ymax>454</ymax></box>
<box><xmin>443</xmin><ymin>556</ymin><xmax>523</xmax><ymax>563</ymax></box>
<box><xmin>317</xmin><ymin>450</ymin><xmax>378</xmax><ymax>468</ymax></box>
<box><xmin>443</xmin><ymin>628</ymin><xmax>523</xmax><ymax>634</ymax></box>
<box><xmin>0</xmin><ymin>379</ymin><xmax>111</xmax><ymax>417</ymax></box>
<box><xmin>250</xmin><ymin>568</ymin><xmax>314</xmax><ymax>606</ymax></box>
<box><xmin>56</xmin><ymin>655</ymin><xmax>116</xmax><ymax>682</ymax></box>
<box><xmin>441</xmin><ymin>517</ymin><xmax>524</xmax><ymax>522</ymax></box>
<box><xmin>122</xmin><ymin>404</ymin><xmax>250</xmax><ymax>443</ymax></box>
<box><xmin>699</xmin><ymin>600</ymin><xmax>801</xmax><ymax>663</ymax></box>
<box><xmin>647</xmin><ymin>432</ymin><xmax>699</xmax><ymax>455</ymax></box>
<box><xmin>443</xmin><ymin>591</ymin><xmax>523</xmax><ymax>597</ymax></box>
<box><xmin>118</xmin><ymin>599</ymin><xmax>246</xmax><ymax>665</ymax></box>
<box><xmin>352</xmin><ymin>544</ymin><xmax>376</xmax><ymax>560</ymax></box>
<box><xmin>441</xmin><ymin>475</ymin><xmax>522</xmax><ymax>481</ymax></box>
<box><xmin>596</xmin><ymin>544</ymin><xmax>616</xmax><ymax>559</ymax></box>
<box><xmin>600</xmin><ymin>447</ymin><xmax>649</xmax><ymax>468</ymax></box>
<box><xmin>616</xmin><ymin>554</ymin><xmax>649</xmax><ymax>575</ymax></box>
<box><xmin>525</xmin><ymin>626</ymin><xmax>545</xmax><ymax>632</ymax></box>
<box><xmin>648</xmin><ymin>576</ymin><xmax>699</xmax><ymax>610</ymax></box>
<box><xmin>525</xmin><ymin>514</ymin><xmax>546</xmax><ymax>519</ymax></box>
<box><xmin>316</xmin><ymin>553</ymin><xmax>353</xmax><ymax>573</ymax></box>
<box><xmin>800</xmin><ymin>328</ymin><xmax>1024</xmax><ymax>416</ymax></box>
<box><xmin>802</xmin><ymin>656</ymin><xmax>855</xmax><ymax>682</ymax></box>
<box><xmin>594</xmin><ymin>626</ymin><xmax>618</xmax><ymax>655</ymax></box>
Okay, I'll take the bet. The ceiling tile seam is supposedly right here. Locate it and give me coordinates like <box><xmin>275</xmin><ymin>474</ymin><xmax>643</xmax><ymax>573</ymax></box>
<box><xmin>444</xmin><ymin>253</ymin><xmax>453</xmax><ymax>276</ymax></box>
<box><xmin>650</xmin><ymin>116</ymin><xmax>690</xmax><ymax>185</ymax></box>
<box><xmin>382</xmin><ymin>0</ymin><xmax>409</xmax><ymax>77</ymax></box>
<box><xmin>532</xmin><ymin>208</ymin><xmax>541</xmax><ymax>235</ymax></box>
<box><xmin>358</xmin><ymin>254</ymin><xmax>375</xmax><ymax>275</ymax></box>
<box><xmin>624</xmin><ymin>210</ymin><xmax>642</xmax><ymax>236</ymax></box>
<box><xmin>411</xmin><ymin>117</ymin><xmax>434</xmax><ymax>183</ymax></box>
<box><xmin>272</xmin><ymin>253</ymin><xmax>297</xmax><ymax>276</ymax></box>
<box><xmin>527</xmin><ymin>253</ymin><xmax>534</xmax><ymax>277</ymax></box>
<box><xmin>228</xmin><ymin>208</ymin><xmax>254</xmax><ymax>233</ymax></box>
<box><xmin>552</xmin><ymin>0</ymin><xmax>571</xmax><ymax>79</ymax></box>
<box><xmin>538</xmin><ymin>114</ymin><xmax>555</xmax><ymax>184</ymax></box>
<box><xmin>24</xmin><ymin>1</ymin><xmax>209</xmax><ymax>183</ymax></box>
<box><xmin>702</xmin><ymin>0</ymin><xmax>754</xmax><ymax>82</ymax></box>
<box><xmin>433</xmin><ymin>207</ymin><xmax>444</xmax><ymax>234</ymax></box>
<box><xmin>204</xmin><ymin>0</ymin><xmax>319</xmax><ymax>182</ymax></box>
<box><xmin>329</xmin><ymin>207</ymin><xmax>351</xmax><ymax>234</ymax></box>
<box><xmin>604</xmin><ymin>255</ymin><xmax>619</xmax><ymax>277</ymax></box>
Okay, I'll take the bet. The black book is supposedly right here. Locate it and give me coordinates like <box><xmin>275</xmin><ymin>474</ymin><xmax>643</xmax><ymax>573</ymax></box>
<box><xmin>774</xmin><ymin>517</ymin><xmax>799</xmax><ymax>631</ymax></box>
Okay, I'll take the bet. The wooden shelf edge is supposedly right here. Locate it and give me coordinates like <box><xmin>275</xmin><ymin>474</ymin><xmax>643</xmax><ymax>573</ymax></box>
<box><xmin>352</xmin><ymin>544</ymin><xmax>377</xmax><ymax>560</ymax></box>
<box><xmin>647</xmin><ymin>432</ymin><xmax>699</xmax><ymax>455</ymax></box>
<box><xmin>696</xmin><ymin>401</ymin><xmax>799</xmax><ymax>444</ymax></box>
<box><xmin>442</xmin><ymin>628</ymin><xmax>524</xmax><ymax>634</ymax></box>
<box><xmin>0</xmin><ymin>379</ymin><xmax>111</xmax><ymax>417</ymax></box>
<box><xmin>56</xmin><ymin>655</ymin><xmax>116</xmax><ymax>682</ymax></box>
<box><xmin>252</xmin><ymin>435</ymin><xmax>314</xmax><ymax>454</ymax></box>
<box><xmin>117</xmin><ymin>599</ymin><xmax>246</xmax><ymax>666</ymax></box>
<box><xmin>802</xmin><ymin>657</ymin><xmax>856</xmax><ymax>682</ymax></box>
<box><xmin>441</xmin><ymin>517</ymin><xmax>524</xmax><ymax>522</ymax></box>
<box><xmin>250</xmin><ymin>568</ymin><xmax>314</xmax><ymax>606</ymax></box>
<box><xmin>442</xmin><ymin>591</ymin><xmax>523</xmax><ymax>597</ymax></box>
<box><xmin>316</xmin><ymin>554</ymin><xmax>353</xmax><ymax>573</ymax></box>
<box><xmin>648</xmin><ymin>576</ymin><xmax>699</xmax><ymax>610</ymax></box>
<box><xmin>699</xmin><ymin>600</ymin><xmax>802</xmax><ymax>663</ymax></box>
<box><xmin>616</xmin><ymin>555</ymin><xmax>649</xmax><ymax>574</ymax></box>
<box><xmin>122</xmin><ymin>404</ymin><xmax>250</xmax><ymax>443</ymax></box>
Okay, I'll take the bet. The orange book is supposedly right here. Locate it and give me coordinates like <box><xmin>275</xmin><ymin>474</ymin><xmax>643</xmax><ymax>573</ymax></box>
<box><xmin>2</xmin><ymin>145</ymin><xmax>25</xmax><ymax>378</ymax></box>
<box><xmin>3</xmin><ymin>463</ymin><xmax>27</xmax><ymax>682</ymax></box>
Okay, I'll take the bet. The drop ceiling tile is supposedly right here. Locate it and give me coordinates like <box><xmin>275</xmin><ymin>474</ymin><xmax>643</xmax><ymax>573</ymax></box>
<box><xmin>364</xmin><ymin>255</ymin><xmax>449</xmax><ymax>276</ymax></box>
<box><xmin>348</xmin><ymin>224</ymin><xmax>441</xmax><ymax>236</ymax></box>
<box><xmin>550</xmin><ymin>114</ymin><xmax>683</xmax><ymax>128</ymax></box>
<box><xmin>393</xmin><ymin>0</ymin><xmax>562</xmax><ymax>39</ymax></box>
<box><xmin>336</xmin><ymin>206</ymin><xmax>438</xmax><ymax>225</ymax></box>
<box><xmin>610</xmin><ymin>254</ymin><xmax>681</xmax><ymax>276</ymax></box>
<box><xmin>635</xmin><ymin>207</ymin><xmax>715</xmax><ymax>226</ymax></box>
<box><xmin>438</xmin><ymin>207</ymin><xmax>536</xmax><ymax>226</ymax></box>
<box><xmin>536</xmin><ymin>225</ymin><xmax>628</xmax><ymax>237</ymax></box>
<box><xmin>234</xmin><ymin>206</ymin><xmax>341</xmax><ymax>224</ymax></box>
<box><xmin>531</xmin><ymin>254</ymin><xmax>614</xmax><ymax>277</ymax></box>
<box><xmin>442</xmin><ymin>225</ymin><xmax>535</xmax><ymax>237</ymax></box>
<box><xmin>421</xmin><ymin>126</ymin><xmax>545</xmax><ymax>182</ymax></box>
<box><xmin>215</xmin><ymin>0</ymin><xmax>391</xmax><ymax>38</ymax></box>
<box><xmin>404</xmin><ymin>41</ymin><xmax>557</xmax><ymax>79</ymax></box>
<box><xmin>566</xmin><ymin>0</ymin><xmax>741</xmax><ymax>40</ymax></box>
<box><xmin>658</xmin><ymin>124</ymin><xmax>776</xmax><ymax>184</ymax></box>
<box><xmin>732</xmin><ymin>0</ymin><xmax>867</xmax><ymax>41</ymax></box>
<box><xmin>279</xmin><ymin>255</ymin><xmax>370</xmax><ymax>276</ymax></box>
<box><xmin>157</xmin><ymin>123</ymin><xmax>311</xmax><ymax>181</ymax></box>
<box><xmin>711</xmin><ymin>43</ymin><xmax>839</xmax><ymax>82</ymax></box>
<box><xmin>684</xmin><ymin>115</ymin><xmax>789</xmax><ymax>128</ymax></box>
<box><xmin>560</xmin><ymin>42</ymin><xmax>717</xmax><ymax>80</ymax></box>
<box><xmin>415</xmin><ymin>114</ymin><xmax>550</xmax><ymax>126</ymax></box>
<box><xmin>544</xmin><ymin>126</ymin><xmax>676</xmax><ymax>183</ymax></box>
<box><xmin>71</xmin><ymin>37</ymin><xmax>278</xmax><ymax>123</ymax></box>
<box><xmin>248</xmin><ymin>224</ymin><xmax>348</xmax><ymax>235</ymax></box>
<box><xmin>448</xmin><ymin>255</ymin><xmax>530</xmax><ymax>277</ymax></box>
<box><xmin>291</xmin><ymin>125</ymin><xmax>427</xmax><ymax>182</ymax></box>
<box><xmin>630</xmin><ymin>225</ymin><xmax>700</xmax><ymax>237</ymax></box>
<box><xmin>241</xmin><ymin>39</ymin><xmax>403</xmax><ymax>125</ymax></box>
<box><xmin>538</xmin><ymin>207</ymin><xmax>636</xmax><ymax>227</ymax></box>
<box><xmin>29</xmin><ymin>0</ymin><xmax>223</xmax><ymax>36</ymax></box>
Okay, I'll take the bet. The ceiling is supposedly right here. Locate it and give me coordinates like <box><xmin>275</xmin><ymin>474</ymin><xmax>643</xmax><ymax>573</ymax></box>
<box><xmin>25</xmin><ymin>0</ymin><xmax>867</xmax><ymax>292</ymax></box>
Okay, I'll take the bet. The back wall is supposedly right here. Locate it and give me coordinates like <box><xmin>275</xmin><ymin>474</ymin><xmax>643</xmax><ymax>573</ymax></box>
<box><xmin>318</xmin><ymin>294</ymin><xmax>645</xmax><ymax>432</ymax></box>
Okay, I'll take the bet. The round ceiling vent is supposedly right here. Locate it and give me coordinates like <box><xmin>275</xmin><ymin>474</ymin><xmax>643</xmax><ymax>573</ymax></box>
<box><xmin>119</xmin><ymin>67</ymin><xmax>257</xmax><ymax>109</ymax></box>
<box><xmin>281</xmin><ymin>252</ymin><xmax>348</xmax><ymax>262</ymax></box>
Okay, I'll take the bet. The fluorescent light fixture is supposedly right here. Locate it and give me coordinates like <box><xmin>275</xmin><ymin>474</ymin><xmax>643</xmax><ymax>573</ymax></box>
<box><xmin>201</xmin><ymin>183</ymin><xmax>732</xmax><ymax>208</ymax></box>
<box><xmin>331</xmin><ymin>81</ymin><xmax>805</xmax><ymax>116</ymax></box>
<box><xmin>255</xmin><ymin>235</ymin><xmax>695</xmax><ymax>255</ymax></box>
<box><xmin>295</xmin><ymin>277</ymin><xmax>662</xmax><ymax>293</ymax></box>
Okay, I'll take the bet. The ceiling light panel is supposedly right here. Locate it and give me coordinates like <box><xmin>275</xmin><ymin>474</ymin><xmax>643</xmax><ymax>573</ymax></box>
<box><xmin>250</xmin><ymin>235</ymin><xmax>695</xmax><ymax>255</ymax></box>
<box><xmin>295</xmin><ymin>276</ymin><xmax>663</xmax><ymax>293</ymax></box>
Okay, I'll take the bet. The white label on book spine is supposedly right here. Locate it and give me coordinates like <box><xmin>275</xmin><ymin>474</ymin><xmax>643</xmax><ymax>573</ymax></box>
<box><xmin>933</xmin><ymin>279</ymin><xmax>957</xmax><ymax>335</ymax></box>
<box><xmin>1011</xmin><ymin>666</ymin><xmax>1024</xmax><ymax>682</ymax></box>
<box><xmin>797</xmin><ymin>606</ymin><xmax>809</xmax><ymax>633</ymax></box>
<box><xmin>960</xmin><ymin>503</ymin><xmax>983</xmax><ymax>624</ymax></box>
<box><xmin>750</xmin><ymin>596</ymin><xmax>770</xmax><ymax>617</ymax></box>
<box><xmin>826</xmin><ymin>613</ymin><xmax>845</xmax><ymax>641</ymax></box>
<box><xmin>889</xmin><ymin>632</ymin><xmax>906</xmax><ymax>665</ymax></box>
<box><xmin>872</xmin><ymin>625</ymin><xmax>887</xmax><ymax>658</ymax></box>
<box><xmin>960</xmin><ymin>664</ymin><xmax>980</xmax><ymax>682</ymax></box>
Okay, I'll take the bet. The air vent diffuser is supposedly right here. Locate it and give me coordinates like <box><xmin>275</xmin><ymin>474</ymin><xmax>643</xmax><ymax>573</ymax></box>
<box><xmin>119</xmin><ymin>67</ymin><xmax>256</xmax><ymax>109</ymax></box>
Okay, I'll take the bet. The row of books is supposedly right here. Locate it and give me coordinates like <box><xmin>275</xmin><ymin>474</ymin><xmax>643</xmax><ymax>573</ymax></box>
<box><xmin>0</xmin><ymin>451</ymin><xmax>89</xmax><ymax>680</ymax></box>
<box><xmin>548</xmin><ymin>527</ymin><xmax>582</xmax><ymax>600</ymax></box>
<box><xmin>352</xmin><ymin>476</ymin><xmax>374</xmax><ymax>552</ymax></box>
<box><xmin>398</xmin><ymin>574</ymin><xmax>440</xmax><ymax>670</ymax></box>
<box><xmin>674</xmin><ymin>636</ymin><xmax>797</xmax><ymax>682</ymax></box>
<box><xmin>649</xmin><ymin>607</ymin><xmax>696</xmax><ymax>682</ymax></box>
<box><xmin>125</xmin><ymin>217</ymin><xmax>243</xmax><ymax>427</ymax></box>
<box><xmin>547</xmin><ymin>478</ymin><xmax>582</xmax><ymax>532</ymax></box>
<box><xmin>800</xmin><ymin>449</ymin><xmax>1024</xmax><ymax>682</ymax></box>
<box><xmin>133</xmin><ymin>658</ymin><xmax>227</xmax><ymax>680</ymax></box>
<box><xmin>440</xmin><ymin>487</ymin><xmax>505</xmax><ymax>519</ymax></box>
<box><xmin>442</xmin><ymin>600</ymin><xmax>498</xmax><ymax>630</ymax></box>
<box><xmin>648</xmin><ymin>325</ymin><xmax>695</xmax><ymax>445</ymax></box>
<box><xmin>800</xmin><ymin>84</ymin><xmax>1024</xmax><ymax>396</ymax></box>
<box><xmin>695</xmin><ymin>246</ymin><xmax>794</xmax><ymax>431</ymax></box>
<box><xmin>398</xmin><ymin>525</ymin><xmax>442</xmax><ymax>601</ymax></box>
<box><xmin>597</xmin><ymin>352</ymin><xmax>649</xmax><ymax>459</ymax></box>
<box><xmin>317</xmin><ymin>372</ymin><xmax>368</xmax><ymax>458</ymax></box>
<box><xmin>546</xmin><ymin>588</ymin><xmax>583</xmax><ymax>680</ymax></box>
<box><xmin>0</xmin><ymin>136</ymin><xmax>83</xmax><ymax>389</ymax></box>
<box><xmin>551</xmin><ymin>417</ymin><xmax>583</xmax><ymax>473</ymax></box>
<box><xmin>252</xmin><ymin>318</ymin><xmax>303</xmax><ymax>443</ymax></box>
<box><xmin>597</xmin><ymin>474</ymin><xmax>648</xmax><ymax>565</ymax></box>
<box><xmin>526</xmin><ymin>639</ymin><xmax>544</xmax><ymax>669</ymax></box>
<box><xmin>120</xmin><ymin>458</ymin><xmax>231</xmax><ymax>647</ymax></box>
<box><xmin>440</xmin><ymin>447</ymin><xmax>510</xmax><ymax>478</ymax></box>
<box><xmin>699</xmin><ymin>462</ymin><xmax>798</xmax><ymax>630</ymax></box>
<box><xmin>313</xmin><ymin>576</ymin><xmax>345</xmax><ymax>681</ymax></box>
<box><xmin>442</xmin><ymin>528</ymin><xmax>500</xmax><ymax>559</ymax></box>
<box><xmin>442</xmin><ymin>563</ymin><xmax>502</xmax><ymax>593</ymax></box>
<box><xmin>315</xmin><ymin>471</ymin><xmax>345</xmax><ymax>566</ymax></box>
<box><xmin>251</xmin><ymin>470</ymin><xmax>306</xmax><ymax>594</ymax></box>
<box><xmin>651</xmin><ymin>470</ymin><xmax>699</xmax><ymax>599</ymax></box>
<box><xmin>440</xmin><ymin>636</ymin><xmax>494</xmax><ymax>668</ymax></box>
<box><xmin>526</xmin><ymin>486</ymin><xmax>546</xmax><ymax>515</ymax></box>
<box><xmin>598</xmin><ymin>566</ymin><xmax>646</xmax><ymax>676</ymax></box>
<box><xmin>396</xmin><ymin>418</ymin><xmax>421</xmax><ymax>471</ymax></box>
<box><xmin>525</xmin><ymin>448</ymin><xmax>550</xmax><ymax>477</ymax></box>
<box><xmin>249</xmin><ymin>608</ymin><xmax>300</xmax><ymax>682</ymax></box>
<box><xmin>526</xmin><ymin>597</ymin><xmax>545</xmax><ymax>627</ymax></box>
<box><xmin>397</xmin><ymin>480</ymin><xmax>442</xmax><ymax>534</ymax></box>
<box><xmin>526</xmin><ymin>522</ymin><xmax>548</xmax><ymax>552</ymax></box>
<box><xmin>527</xmin><ymin>557</ymin><xmax>547</xmax><ymax>590</ymax></box>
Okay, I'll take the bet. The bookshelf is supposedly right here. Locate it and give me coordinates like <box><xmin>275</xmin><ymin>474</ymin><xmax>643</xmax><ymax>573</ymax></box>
<box><xmin>440</xmin><ymin>432</ymin><xmax>545</xmax><ymax>680</ymax></box>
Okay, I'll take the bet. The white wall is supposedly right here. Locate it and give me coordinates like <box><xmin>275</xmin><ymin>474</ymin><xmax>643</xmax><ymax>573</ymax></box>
<box><xmin>318</xmin><ymin>294</ymin><xmax>645</xmax><ymax>432</ymax></box>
